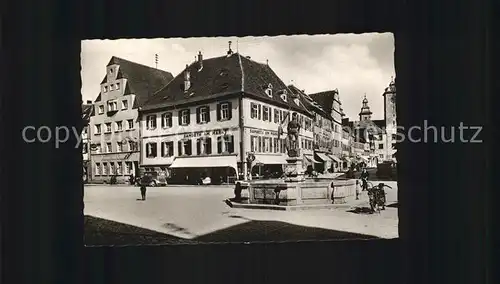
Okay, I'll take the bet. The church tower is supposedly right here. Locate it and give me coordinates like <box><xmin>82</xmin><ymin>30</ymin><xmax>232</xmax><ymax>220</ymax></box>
<box><xmin>359</xmin><ymin>95</ymin><xmax>373</xmax><ymax>121</ymax></box>
<box><xmin>383</xmin><ymin>77</ymin><xmax>397</xmax><ymax>162</ymax></box>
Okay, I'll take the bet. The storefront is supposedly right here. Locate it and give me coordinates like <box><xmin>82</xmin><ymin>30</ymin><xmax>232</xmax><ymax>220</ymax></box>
<box><xmin>91</xmin><ymin>152</ymin><xmax>140</xmax><ymax>184</ymax></box>
<box><xmin>168</xmin><ymin>155</ymin><xmax>239</xmax><ymax>184</ymax></box>
<box><xmin>250</xmin><ymin>154</ymin><xmax>287</xmax><ymax>179</ymax></box>
<box><xmin>303</xmin><ymin>154</ymin><xmax>321</xmax><ymax>174</ymax></box>
<box><xmin>314</xmin><ymin>152</ymin><xmax>333</xmax><ymax>173</ymax></box>
<box><xmin>327</xmin><ymin>154</ymin><xmax>342</xmax><ymax>172</ymax></box>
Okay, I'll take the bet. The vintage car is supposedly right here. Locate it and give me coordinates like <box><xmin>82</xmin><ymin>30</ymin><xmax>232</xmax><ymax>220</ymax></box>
<box><xmin>139</xmin><ymin>171</ymin><xmax>168</xmax><ymax>187</ymax></box>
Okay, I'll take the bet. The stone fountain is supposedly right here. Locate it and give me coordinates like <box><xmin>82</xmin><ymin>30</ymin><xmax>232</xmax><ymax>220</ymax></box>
<box><xmin>226</xmin><ymin>112</ymin><xmax>357</xmax><ymax>211</ymax></box>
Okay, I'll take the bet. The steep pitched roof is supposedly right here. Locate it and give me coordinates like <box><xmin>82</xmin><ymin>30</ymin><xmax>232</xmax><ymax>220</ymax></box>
<box><xmin>141</xmin><ymin>53</ymin><xmax>310</xmax><ymax>115</ymax></box>
<box><xmin>82</xmin><ymin>104</ymin><xmax>94</xmax><ymax>123</ymax></box>
<box><xmin>288</xmin><ymin>84</ymin><xmax>329</xmax><ymax>118</ymax></box>
<box><xmin>307</xmin><ymin>90</ymin><xmax>338</xmax><ymax>116</ymax></box>
<box><xmin>95</xmin><ymin>56</ymin><xmax>174</xmax><ymax>108</ymax></box>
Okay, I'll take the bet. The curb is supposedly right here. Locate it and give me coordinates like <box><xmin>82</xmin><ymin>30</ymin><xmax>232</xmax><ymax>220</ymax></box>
<box><xmin>225</xmin><ymin>199</ymin><xmax>362</xmax><ymax>211</ymax></box>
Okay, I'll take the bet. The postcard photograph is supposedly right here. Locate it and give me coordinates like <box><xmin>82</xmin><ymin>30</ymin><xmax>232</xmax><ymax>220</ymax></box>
<box><xmin>80</xmin><ymin>33</ymin><xmax>398</xmax><ymax>246</ymax></box>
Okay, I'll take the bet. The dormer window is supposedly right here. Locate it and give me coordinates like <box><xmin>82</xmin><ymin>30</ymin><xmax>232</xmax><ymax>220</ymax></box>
<box><xmin>280</xmin><ymin>90</ymin><xmax>288</xmax><ymax>102</ymax></box>
<box><xmin>294</xmin><ymin>98</ymin><xmax>300</xmax><ymax>106</ymax></box>
<box><xmin>104</xmin><ymin>86</ymin><xmax>108</xmax><ymax>92</ymax></box>
<box><xmin>265</xmin><ymin>84</ymin><xmax>273</xmax><ymax>97</ymax></box>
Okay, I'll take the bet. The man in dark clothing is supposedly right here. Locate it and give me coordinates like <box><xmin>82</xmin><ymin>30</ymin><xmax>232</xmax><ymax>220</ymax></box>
<box><xmin>129</xmin><ymin>174</ymin><xmax>135</xmax><ymax>185</ymax></box>
<box><xmin>139</xmin><ymin>178</ymin><xmax>147</xmax><ymax>200</ymax></box>
<box><xmin>360</xmin><ymin>168</ymin><xmax>369</xmax><ymax>191</ymax></box>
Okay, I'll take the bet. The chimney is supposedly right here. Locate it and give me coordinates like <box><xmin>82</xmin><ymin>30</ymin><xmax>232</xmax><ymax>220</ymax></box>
<box><xmin>183</xmin><ymin>64</ymin><xmax>191</xmax><ymax>91</ymax></box>
<box><xmin>86</xmin><ymin>100</ymin><xmax>92</xmax><ymax>104</ymax></box>
<box><xmin>227</xmin><ymin>41</ymin><xmax>233</xmax><ymax>55</ymax></box>
<box><xmin>197</xmin><ymin>51</ymin><xmax>203</xmax><ymax>70</ymax></box>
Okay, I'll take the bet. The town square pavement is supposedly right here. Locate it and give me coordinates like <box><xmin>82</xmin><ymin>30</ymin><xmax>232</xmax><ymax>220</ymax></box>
<box><xmin>84</xmin><ymin>181</ymin><xmax>399</xmax><ymax>243</ymax></box>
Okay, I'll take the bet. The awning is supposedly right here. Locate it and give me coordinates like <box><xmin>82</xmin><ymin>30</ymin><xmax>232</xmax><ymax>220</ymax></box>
<box><xmin>253</xmin><ymin>155</ymin><xmax>287</xmax><ymax>165</ymax></box>
<box><xmin>327</xmin><ymin>154</ymin><xmax>342</xmax><ymax>163</ymax></box>
<box><xmin>315</xmin><ymin>152</ymin><xmax>332</xmax><ymax>162</ymax></box>
<box><xmin>170</xmin><ymin>155</ymin><xmax>238</xmax><ymax>172</ymax></box>
<box><xmin>304</xmin><ymin>154</ymin><xmax>322</xmax><ymax>164</ymax></box>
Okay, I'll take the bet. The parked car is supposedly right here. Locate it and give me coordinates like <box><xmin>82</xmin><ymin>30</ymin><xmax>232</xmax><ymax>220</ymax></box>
<box><xmin>140</xmin><ymin>172</ymin><xmax>167</xmax><ymax>187</ymax></box>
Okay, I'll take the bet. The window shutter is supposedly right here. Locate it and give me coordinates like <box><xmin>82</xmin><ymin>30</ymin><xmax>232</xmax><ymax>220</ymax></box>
<box><xmin>217</xmin><ymin>137</ymin><xmax>222</xmax><ymax>153</ymax></box>
<box><xmin>227</xmin><ymin>102</ymin><xmax>232</xmax><ymax>120</ymax></box>
<box><xmin>217</xmin><ymin>104</ymin><xmax>221</xmax><ymax>121</ymax></box>
<box><xmin>206</xmin><ymin>138</ymin><xmax>212</xmax><ymax>154</ymax></box>
<box><xmin>161</xmin><ymin>142</ymin><xmax>165</xmax><ymax>157</ymax></box>
<box><xmin>186</xmin><ymin>110</ymin><xmax>191</xmax><ymax>125</ymax></box>
<box><xmin>206</xmin><ymin>106</ymin><xmax>211</xmax><ymax>122</ymax></box>
<box><xmin>258</xmin><ymin>105</ymin><xmax>261</xmax><ymax>120</ymax></box>
<box><xmin>178</xmin><ymin>141</ymin><xmax>182</xmax><ymax>156</ymax></box>
<box><xmin>196</xmin><ymin>107</ymin><xmax>200</xmax><ymax>123</ymax></box>
<box><xmin>228</xmin><ymin>136</ymin><xmax>234</xmax><ymax>153</ymax></box>
<box><xmin>178</xmin><ymin>111</ymin><xmax>182</xmax><ymax>125</ymax></box>
<box><xmin>196</xmin><ymin>139</ymin><xmax>201</xmax><ymax>155</ymax></box>
<box><xmin>187</xmin><ymin>140</ymin><xmax>192</xmax><ymax>155</ymax></box>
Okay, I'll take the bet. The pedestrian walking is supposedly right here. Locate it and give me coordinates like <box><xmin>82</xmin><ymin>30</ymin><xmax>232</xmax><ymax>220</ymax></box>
<box><xmin>140</xmin><ymin>181</ymin><xmax>147</xmax><ymax>201</ymax></box>
<box><xmin>360</xmin><ymin>168</ymin><xmax>369</xmax><ymax>191</ymax></box>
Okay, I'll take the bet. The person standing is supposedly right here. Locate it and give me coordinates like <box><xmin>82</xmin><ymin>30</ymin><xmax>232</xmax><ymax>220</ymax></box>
<box><xmin>360</xmin><ymin>168</ymin><xmax>369</xmax><ymax>191</ymax></box>
<box><xmin>140</xmin><ymin>180</ymin><xmax>147</xmax><ymax>201</ymax></box>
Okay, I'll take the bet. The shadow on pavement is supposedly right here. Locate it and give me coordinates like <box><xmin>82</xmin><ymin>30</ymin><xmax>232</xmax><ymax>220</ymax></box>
<box><xmin>387</xmin><ymin>202</ymin><xmax>398</xmax><ymax>208</ymax></box>
<box><xmin>85</xmin><ymin>215</ymin><xmax>380</xmax><ymax>246</ymax></box>
<box><xmin>347</xmin><ymin>207</ymin><xmax>376</xmax><ymax>215</ymax></box>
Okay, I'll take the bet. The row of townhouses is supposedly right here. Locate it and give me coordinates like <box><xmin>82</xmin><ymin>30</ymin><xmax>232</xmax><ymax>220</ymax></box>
<box><xmin>81</xmin><ymin>44</ymin><xmax>397</xmax><ymax>184</ymax></box>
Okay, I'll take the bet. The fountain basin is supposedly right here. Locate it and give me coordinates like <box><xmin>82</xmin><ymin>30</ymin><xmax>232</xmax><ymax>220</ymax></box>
<box><xmin>230</xmin><ymin>178</ymin><xmax>358</xmax><ymax>210</ymax></box>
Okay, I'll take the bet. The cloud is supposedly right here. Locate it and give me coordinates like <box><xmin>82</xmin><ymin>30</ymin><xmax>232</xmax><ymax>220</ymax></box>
<box><xmin>81</xmin><ymin>33</ymin><xmax>394</xmax><ymax>121</ymax></box>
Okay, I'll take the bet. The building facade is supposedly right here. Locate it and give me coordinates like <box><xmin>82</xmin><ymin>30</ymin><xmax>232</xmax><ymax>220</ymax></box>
<box><xmin>89</xmin><ymin>56</ymin><xmax>173</xmax><ymax>183</ymax></box>
<box><xmin>383</xmin><ymin>78</ymin><xmax>397</xmax><ymax>162</ymax></box>
<box><xmin>139</xmin><ymin>46</ymin><xmax>314</xmax><ymax>184</ymax></box>
<box><xmin>82</xmin><ymin>100</ymin><xmax>94</xmax><ymax>183</ymax></box>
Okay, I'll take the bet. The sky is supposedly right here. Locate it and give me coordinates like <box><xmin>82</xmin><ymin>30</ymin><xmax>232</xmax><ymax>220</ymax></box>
<box><xmin>81</xmin><ymin>33</ymin><xmax>394</xmax><ymax>121</ymax></box>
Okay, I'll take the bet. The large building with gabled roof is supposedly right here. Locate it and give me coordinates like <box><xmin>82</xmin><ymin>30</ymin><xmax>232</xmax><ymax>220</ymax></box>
<box><xmin>138</xmin><ymin>43</ymin><xmax>316</xmax><ymax>183</ymax></box>
<box><xmin>88</xmin><ymin>56</ymin><xmax>173</xmax><ymax>183</ymax></box>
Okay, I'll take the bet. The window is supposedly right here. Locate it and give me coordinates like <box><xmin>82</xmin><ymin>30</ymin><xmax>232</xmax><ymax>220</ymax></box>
<box><xmin>110</xmin><ymin>163</ymin><xmax>115</xmax><ymax>175</ymax></box>
<box><xmin>94</xmin><ymin>144</ymin><xmax>101</xmax><ymax>153</ymax></box>
<box><xmin>161</xmin><ymin>141</ymin><xmax>174</xmax><ymax>157</ymax></box>
<box><xmin>146</xmin><ymin>115</ymin><xmax>157</xmax><ymax>129</ymax></box>
<box><xmin>196</xmin><ymin>138</ymin><xmax>212</xmax><ymax>155</ymax></box>
<box><xmin>263</xmin><ymin>106</ymin><xmax>270</xmax><ymax>121</ymax></box>
<box><xmin>116</xmin><ymin>162</ymin><xmax>122</xmax><ymax>175</ymax></box>
<box><xmin>281</xmin><ymin>139</ymin><xmax>286</xmax><ymax>153</ymax></box>
<box><xmin>161</xmin><ymin>113</ymin><xmax>172</xmax><ymax>128</ymax></box>
<box><xmin>274</xmin><ymin>109</ymin><xmax>280</xmax><ymax>123</ymax></box>
<box><xmin>102</xmin><ymin>163</ymin><xmax>107</xmax><ymax>175</ymax></box>
<box><xmin>110</xmin><ymin>84</ymin><xmax>115</xmax><ymax>91</ymax></box>
<box><xmin>257</xmin><ymin>104</ymin><xmax>262</xmax><ymax>120</ymax></box>
<box><xmin>379</xmin><ymin>144</ymin><xmax>384</xmax><ymax>149</ymax></box>
<box><xmin>301</xmin><ymin>139</ymin><xmax>305</xmax><ymax>149</ymax></box>
<box><xmin>258</xmin><ymin>137</ymin><xmax>262</xmax><ymax>152</ymax></box>
<box><xmin>218</xmin><ymin>102</ymin><xmax>231</xmax><ymax>121</ymax></box>
<box><xmin>280</xmin><ymin>90</ymin><xmax>288</xmax><ymax>102</ymax></box>
<box><xmin>121</xmin><ymin>100</ymin><xmax>128</xmax><ymax>110</ymax></box>
<box><xmin>107</xmin><ymin>101</ymin><xmax>118</xmax><ymax>111</ymax></box>
<box><xmin>127</xmin><ymin>119</ymin><xmax>134</xmax><ymax>130</ymax></box>
<box><xmin>128</xmin><ymin>141</ymin><xmax>135</xmax><ymax>151</ymax></box>
<box><xmin>106</xmin><ymin>142</ymin><xmax>112</xmax><ymax>153</ymax></box>
<box><xmin>105</xmin><ymin>123</ymin><xmax>112</xmax><ymax>133</ymax></box>
<box><xmin>379</xmin><ymin>154</ymin><xmax>384</xmax><ymax>159</ymax></box>
<box><xmin>115</xmin><ymin>121</ymin><xmax>123</xmax><ymax>131</ymax></box>
<box><xmin>273</xmin><ymin>138</ymin><xmax>279</xmax><ymax>153</ymax></box>
<box><xmin>264</xmin><ymin>137</ymin><xmax>270</xmax><ymax>152</ymax></box>
<box><xmin>250</xmin><ymin>136</ymin><xmax>258</xmax><ymax>152</ymax></box>
<box><xmin>179</xmin><ymin>109</ymin><xmax>190</xmax><ymax>126</ymax></box>
<box><xmin>82</xmin><ymin>126</ymin><xmax>88</xmax><ymax>136</ymax></box>
<box><xmin>197</xmin><ymin>106</ymin><xmax>210</xmax><ymax>124</ymax></box>
<box><xmin>146</xmin><ymin>142</ymin><xmax>157</xmax><ymax>158</ymax></box>
<box><xmin>104</xmin><ymin>86</ymin><xmax>108</xmax><ymax>93</ymax></box>
<box><xmin>95</xmin><ymin>163</ymin><xmax>101</xmax><ymax>175</ymax></box>
<box><xmin>94</xmin><ymin>124</ymin><xmax>101</xmax><ymax>134</ymax></box>
<box><xmin>217</xmin><ymin>135</ymin><xmax>234</xmax><ymax>154</ymax></box>
<box><xmin>125</xmin><ymin>162</ymin><xmax>132</xmax><ymax>175</ymax></box>
<box><xmin>250</xmin><ymin>103</ymin><xmax>258</xmax><ymax>119</ymax></box>
<box><xmin>98</xmin><ymin>105</ymin><xmax>104</xmax><ymax>114</ymax></box>
<box><xmin>117</xmin><ymin>142</ymin><xmax>123</xmax><ymax>152</ymax></box>
<box><xmin>82</xmin><ymin>143</ymin><xmax>88</xmax><ymax>154</ymax></box>
<box><xmin>265</xmin><ymin>87</ymin><xmax>273</xmax><ymax>97</ymax></box>
<box><xmin>178</xmin><ymin>140</ymin><xmax>192</xmax><ymax>156</ymax></box>
<box><xmin>116</xmin><ymin>82</ymin><xmax>120</xmax><ymax>90</ymax></box>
